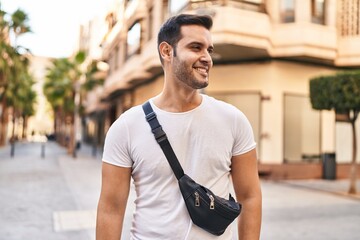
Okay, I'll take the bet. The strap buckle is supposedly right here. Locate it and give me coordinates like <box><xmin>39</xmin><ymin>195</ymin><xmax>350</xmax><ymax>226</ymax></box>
<box><xmin>152</xmin><ymin>126</ymin><xmax>167</xmax><ymax>143</ymax></box>
<box><xmin>145</xmin><ymin>112</ymin><xmax>156</xmax><ymax>122</ymax></box>
<box><xmin>144</xmin><ymin>106</ymin><xmax>167</xmax><ymax>143</ymax></box>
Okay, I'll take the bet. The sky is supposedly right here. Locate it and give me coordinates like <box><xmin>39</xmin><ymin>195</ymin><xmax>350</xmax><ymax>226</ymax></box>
<box><xmin>1</xmin><ymin>0</ymin><xmax>113</xmax><ymax>58</ymax></box>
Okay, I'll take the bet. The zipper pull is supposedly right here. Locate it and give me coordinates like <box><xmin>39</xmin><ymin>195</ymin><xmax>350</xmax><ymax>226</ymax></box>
<box><xmin>209</xmin><ymin>195</ymin><xmax>215</xmax><ymax>209</ymax></box>
<box><xmin>195</xmin><ymin>192</ymin><xmax>200</xmax><ymax>206</ymax></box>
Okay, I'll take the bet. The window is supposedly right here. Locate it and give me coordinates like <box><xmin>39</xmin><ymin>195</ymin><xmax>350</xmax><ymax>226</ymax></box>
<box><xmin>114</xmin><ymin>46</ymin><xmax>120</xmax><ymax>70</ymax></box>
<box><xmin>336</xmin><ymin>119</ymin><xmax>360</xmax><ymax>163</ymax></box>
<box><xmin>147</xmin><ymin>7</ymin><xmax>154</xmax><ymax>41</ymax></box>
<box><xmin>209</xmin><ymin>92</ymin><xmax>261</xmax><ymax>158</ymax></box>
<box><xmin>339</xmin><ymin>0</ymin><xmax>360</xmax><ymax>36</ymax></box>
<box><xmin>127</xmin><ymin>22</ymin><xmax>141</xmax><ymax>58</ymax></box>
<box><xmin>280</xmin><ymin>0</ymin><xmax>295</xmax><ymax>23</ymax></box>
<box><xmin>311</xmin><ymin>0</ymin><xmax>326</xmax><ymax>24</ymax></box>
<box><xmin>284</xmin><ymin>94</ymin><xmax>321</xmax><ymax>163</ymax></box>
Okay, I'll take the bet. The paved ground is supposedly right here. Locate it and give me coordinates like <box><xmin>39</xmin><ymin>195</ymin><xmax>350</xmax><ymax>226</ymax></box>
<box><xmin>0</xmin><ymin>140</ymin><xmax>359</xmax><ymax>240</ymax></box>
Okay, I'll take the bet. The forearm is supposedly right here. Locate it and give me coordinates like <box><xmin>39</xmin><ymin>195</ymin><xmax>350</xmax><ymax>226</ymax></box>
<box><xmin>96</xmin><ymin>200</ymin><xmax>125</xmax><ymax>240</ymax></box>
<box><xmin>237</xmin><ymin>195</ymin><xmax>262</xmax><ymax>240</ymax></box>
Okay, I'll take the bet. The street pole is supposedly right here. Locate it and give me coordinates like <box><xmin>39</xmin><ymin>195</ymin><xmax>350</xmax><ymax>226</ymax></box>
<box><xmin>41</xmin><ymin>142</ymin><xmax>45</xmax><ymax>158</ymax></box>
<box><xmin>92</xmin><ymin>119</ymin><xmax>97</xmax><ymax>157</ymax></box>
<box><xmin>73</xmin><ymin>72</ymin><xmax>86</xmax><ymax>159</ymax></box>
<box><xmin>10</xmin><ymin>140</ymin><xmax>15</xmax><ymax>158</ymax></box>
<box><xmin>73</xmin><ymin>81</ymin><xmax>80</xmax><ymax>159</ymax></box>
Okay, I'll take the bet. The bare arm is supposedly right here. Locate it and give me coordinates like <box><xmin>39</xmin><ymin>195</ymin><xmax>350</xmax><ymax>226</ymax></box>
<box><xmin>231</xmin><ymin>148</ymin><xmax>262</xmax><ymax>240</ymax></box>
<box><xmin>96</xmin><ymin>162</ymin><xmax>132</xmax><ymax>240</ymax></box>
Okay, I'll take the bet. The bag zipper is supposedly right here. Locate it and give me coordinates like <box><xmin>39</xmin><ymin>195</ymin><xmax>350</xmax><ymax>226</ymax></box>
<box><xmin>194</xmin><ymin>189</ymin><xmax>239</xmax><ymax>218</ymax></box>
<box><xmin>195</xmin><ymin>191</ymin><xmax>215</xmax><ymax>209</ymax></box>
<box><xmin>195</xmin><ymin>192</ymin><xmax>200</xmax><ymax>206</ymax></box>
<box><xmin>208</xmin><ymin>194</ymin><xmax>215</xmax><ymax>209</ymax></box>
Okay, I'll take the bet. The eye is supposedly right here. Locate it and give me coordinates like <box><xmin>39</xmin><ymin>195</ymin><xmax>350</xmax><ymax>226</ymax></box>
<box><xmin>208</xmin><ymin>48</ymin><xmax>214</xmax><ymax>55</ymax></box>
<box><xmin>191</xmin><ymin>45</ymin><xmax>201</xmax><ymax>51</ymax></box>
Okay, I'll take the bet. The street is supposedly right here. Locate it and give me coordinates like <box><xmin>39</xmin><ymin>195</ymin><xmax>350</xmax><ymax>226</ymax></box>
<box><xmin>0</xmin><ymin>141</ymin><xmax>359</xmax><ymax>240</ymax></box>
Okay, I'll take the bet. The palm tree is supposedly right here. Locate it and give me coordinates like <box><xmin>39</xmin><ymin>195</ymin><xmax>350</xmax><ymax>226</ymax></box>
<box><xmin>44</xmin><ymin>57</ymin><xmax>76</xmax><ymax>148</ymax></box>
<box><xmin>10</xmin><ymin>9</ymin><xmax>31</xmax><ymax>38</ymax></box>
<box><xmin>10</xmin><ymin>66</ymin><xmax>36</xmax><ymax>139</ymax></box>
<box><xmin>6</xmin><ymin>50</ymin><xmax>35</xmax><ymax>142</ymax></box>
<box><xmin>44</xmin><ymin>51</ymin><xmax>85</xmax><ymax>154</ymax></box>
<box><xmin>0</xmin><ymin>5</ymin><xmax>33</xmax><ymax>146</ymax></box>
<box><xmin>80</xmin><ymin>59</ymin><xmax>105</xmax><ymax>114</ymax></box>
<box><xmin>44</xmin><ymin>51</ymin><xmax>105</xmax><ymax>156</ymax></box>
<box><xmin>0</xmin><ymin>5</ymin><xmax>12</xmax><ymax>146</ymax></box>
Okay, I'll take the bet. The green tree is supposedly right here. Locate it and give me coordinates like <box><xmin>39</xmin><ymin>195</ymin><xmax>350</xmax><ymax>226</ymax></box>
<box><xmin>44</xmin><ymin>51</ymin><xmax>104</xmax><ymax>155</ymax></box>
<box><xmin>0</xmin><ymin>4</ymin><xmax>33</xmax><ymax>145</ymax></box>
<box><xmin>6</xmin><ymin>50</ymin><xmax>36</xmax><ymax>141</ymax></box>
<box><xmin>310</xmin><ymin>71</ymin><xmax>360</xmax><ymax>194</ymax></box>
<box><xmin>44</xmin><ymin>55</ymin><xmax>82</xmax><ymax>153</ymax></box>
<box><xmin>0</xmin><ymin>5</ymin><xmax>12</xmax><ymax>145</ymax></box>
<box><xmin>79</xmin><ymin>59</ymin><xmax>105</xmax><ymax>114</ymax></box>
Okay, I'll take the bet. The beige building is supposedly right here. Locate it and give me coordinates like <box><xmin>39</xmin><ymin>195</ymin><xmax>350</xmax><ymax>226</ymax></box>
<box><xmin>83</xmin><ymin>0</ymin><xmax>360</xmax><ymax>179</ymax></box>
<box><xmin>27</xmin><ymin>55</ymin><xmax>54</xmax><ymax>138</ymax></box>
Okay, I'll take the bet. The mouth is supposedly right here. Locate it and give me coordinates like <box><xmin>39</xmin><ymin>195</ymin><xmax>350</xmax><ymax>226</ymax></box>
<box><xmin>193</xmin><ymin>67</ymin><xmax>209</xmax><ymax>77</ymax></box>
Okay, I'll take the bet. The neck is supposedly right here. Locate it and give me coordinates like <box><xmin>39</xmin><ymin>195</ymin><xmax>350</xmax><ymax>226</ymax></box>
<box><xmin>153</xmin><ymin>90</ymin><xmax>203</xmax><ymax>113</ymax></box>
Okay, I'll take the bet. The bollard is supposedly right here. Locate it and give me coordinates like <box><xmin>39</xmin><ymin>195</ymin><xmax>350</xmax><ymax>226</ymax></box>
<box><xmin>92</xmin><ymin>143</ymin><xmax>97</xmax><ymax>157</ymax></box>
<box><xmin>10</xmin><ymin>142</ymin><xmax>15</xmax><ymax>158</ymax></box>
<box><xmin>41</xmin><ymin>143</ymin><xmax>45</xmax><ymax>158</ymax></box>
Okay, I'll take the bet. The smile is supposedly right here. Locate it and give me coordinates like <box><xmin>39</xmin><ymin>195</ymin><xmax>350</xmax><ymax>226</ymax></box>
<box><xmin>194</xmin><ymin>67</ymin><xmax>208</xmax><ymax>76</ymax></box>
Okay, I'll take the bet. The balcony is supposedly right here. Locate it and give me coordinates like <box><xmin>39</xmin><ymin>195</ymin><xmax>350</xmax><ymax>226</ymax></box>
<box><xmin>190</xmin><ymin>4</ymin><xmax>337</xmax><ymax>65</ymax></box>
<box><xmin>100</xmin><ymin>0</ymin><xmax>360</xmax><ymax>101</ymax></box>
<box><xmin>336</xmin><ymin>36</ymin><xmax>360</xmax><ymax>67</ymax></box>
<box><xmin>210</xmin><ymin>6</ymin><xmax>271</xmax><ymax>63</ymax></box>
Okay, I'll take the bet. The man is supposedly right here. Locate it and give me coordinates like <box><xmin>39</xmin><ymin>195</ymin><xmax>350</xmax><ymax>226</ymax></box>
<box><xmin>96</xmin><ymin>14</ymin><xmax>262</xmax><ymax>240</ymax></box>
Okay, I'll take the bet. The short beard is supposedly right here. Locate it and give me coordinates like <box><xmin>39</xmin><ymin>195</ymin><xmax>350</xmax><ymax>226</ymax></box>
<box><xmin>174</xmin><ymin>60</ymin><xmax>209</xmax><ymax>89</ymax></box>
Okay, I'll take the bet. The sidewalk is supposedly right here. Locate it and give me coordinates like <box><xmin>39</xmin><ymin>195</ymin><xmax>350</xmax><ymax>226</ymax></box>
<box><xmin>0</xmin><ymin>140</ymin><xmax>103</xmax><ymax>240</ymax></box>
<box><xmin>279</xmin><ymin>178</ymin><xmax>360</xmax><ymax>201</ymax></box>
<box><xmin>1</xmin><ymin>140</ymin><xmax>359</xmax><ymax>240</ymax></box>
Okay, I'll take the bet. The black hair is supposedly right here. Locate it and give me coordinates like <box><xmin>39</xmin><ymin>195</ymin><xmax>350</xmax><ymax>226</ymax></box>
<box><xmin>157</xmin><ymin>14</ymin><xmax>213</xmax><ymax>64</ymax></box>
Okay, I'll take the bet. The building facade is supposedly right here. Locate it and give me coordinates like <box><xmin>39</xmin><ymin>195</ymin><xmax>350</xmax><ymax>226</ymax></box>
<box><xmin>83</xmin><ymin>0</ymin><xmax>360</xmax><ymax>179</ymax></box>
<box><xmin>27</xmin><ymin>56</ymin><xmax>54</xmax><ymax>138</ymax></box>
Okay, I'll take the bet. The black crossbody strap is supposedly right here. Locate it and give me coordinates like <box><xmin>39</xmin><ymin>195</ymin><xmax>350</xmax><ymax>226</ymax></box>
<box><xmin>142</xmin><ymin>101</ymin><xmax>184</xmax><ymax>180</ymax></box>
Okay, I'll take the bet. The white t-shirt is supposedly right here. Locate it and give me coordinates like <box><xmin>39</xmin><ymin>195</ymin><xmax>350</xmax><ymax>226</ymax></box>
<box><xmin>102</xmin><ymin>94</ymin><xmax>256</xmax><ymax>240</ymax></box>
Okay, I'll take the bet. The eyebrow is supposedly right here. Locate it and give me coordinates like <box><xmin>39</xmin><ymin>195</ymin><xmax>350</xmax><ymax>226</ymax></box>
<box><xmin>187</xmin><ymin>41</ymin><xmax>214</xmax><ymax>50</ymax></box>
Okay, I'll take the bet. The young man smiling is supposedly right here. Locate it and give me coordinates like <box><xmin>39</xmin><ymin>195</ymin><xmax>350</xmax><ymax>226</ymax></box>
<box><xmin>96</xmin><ymin>14</ymin><xmax>262</xmax><ymax>240</ymax></box>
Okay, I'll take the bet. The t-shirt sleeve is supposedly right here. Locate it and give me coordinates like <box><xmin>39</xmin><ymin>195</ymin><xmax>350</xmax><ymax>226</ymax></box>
<box><xmin>102</xmin><ymin>116</ymin><xmax>133</xmax><ymax>167</ymax></box>
<box><xmin>232</xmin><ymin>110</ymin><xmax>257</xmax><ymax>156</ymax></box>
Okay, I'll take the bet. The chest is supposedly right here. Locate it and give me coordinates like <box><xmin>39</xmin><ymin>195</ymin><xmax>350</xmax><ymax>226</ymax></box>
<box><xmin>129</xmin><ymin>115</ymin><xmax>234</xmax><ymax>185</ymax></box>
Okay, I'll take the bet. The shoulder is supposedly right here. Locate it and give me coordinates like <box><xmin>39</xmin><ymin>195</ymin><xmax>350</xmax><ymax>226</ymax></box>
<box><xmin>111</xmin><ymin>104</ymin><xmax>144</xmax><ymax>127</ymax></box>
<box><xmin>202</xmin><ymin>94</ymin><xmax>253</xmax><ymax>131</ymax></box>
<box><xmin>105</xmin><ymin>103</ymin><xmax>148</xmax><ymax>139</ymax></box>
<box><xmin>202</xmin><ymin>94</ymin><xmax>243</xmax><ymax>117</ymax></box>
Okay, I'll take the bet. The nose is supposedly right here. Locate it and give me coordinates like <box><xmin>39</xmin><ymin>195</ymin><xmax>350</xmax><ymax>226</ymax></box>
<box><xmin>200</xmin><ymin>50</ymin><xmax>213</xmax><ymax>66</ymax></box>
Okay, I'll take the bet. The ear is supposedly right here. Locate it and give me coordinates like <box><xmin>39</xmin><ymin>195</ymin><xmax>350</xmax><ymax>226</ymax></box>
<box><xmin>159</xmin><ymin>42</ymin><xmax>172</xmax><ymax>62</ymax></box>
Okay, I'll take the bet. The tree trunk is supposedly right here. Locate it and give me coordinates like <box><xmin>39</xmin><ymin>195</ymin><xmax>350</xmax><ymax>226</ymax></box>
<box><xmin>11</xmin><ymin>108</ymin><xmax>17</xmax><ymax>141</ymax></box>
<box><xmin>22</xmin><ymin>115</ymin><xmax>28</xmax><ymax>140</ymax></box>
<box><xmin>0</xmin><ymin>100</ymin><xmax>8</xmax><ymax>146</ymax></box>
<box><xmin>348</xmin><ymin>115</ymin><xmax>358</xmax><ymax>194</ymax></box>
<box><xmin>56</xmin><ymin>109</ymin><xmax>67</xmax><ymax>147</ymax></box>
<box><xmin>55</xmin><ymin>110</ymin><xmax>64</xmax><ymax>145</ymax></box>
<box><xmin>67</xmin><ymin>114</ymin><xmax>75</xmax><ymax>156</ymax></box>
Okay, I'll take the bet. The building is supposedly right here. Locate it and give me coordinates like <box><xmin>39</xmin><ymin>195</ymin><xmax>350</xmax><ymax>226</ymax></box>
<box><xmin>83</xmin><ymin>0</ymin><xmax>360</xmax><ymax>179</ymax></box>
<box><xmin>27</xmin><ymin>55</ymin><xmax>54</xmax><ymax>138</ymax></box>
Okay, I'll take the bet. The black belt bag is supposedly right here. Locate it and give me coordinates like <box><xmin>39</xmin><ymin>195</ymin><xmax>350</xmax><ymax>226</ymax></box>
<box><xmin>142</xmin><ymin>101</ymin><xmax>241</xmax><ymax>236</ymax></box>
